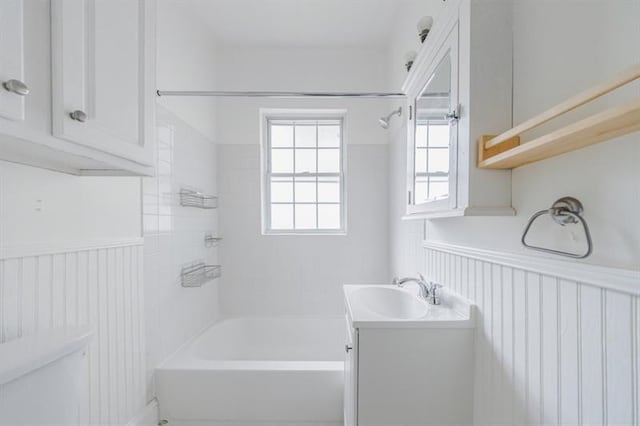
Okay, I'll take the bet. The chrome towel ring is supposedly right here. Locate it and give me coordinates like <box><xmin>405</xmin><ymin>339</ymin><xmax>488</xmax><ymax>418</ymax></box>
<box><xmin>521</xmin><ymin>197</ymin><xmax>593</xmax><ymax>259</ymax></box>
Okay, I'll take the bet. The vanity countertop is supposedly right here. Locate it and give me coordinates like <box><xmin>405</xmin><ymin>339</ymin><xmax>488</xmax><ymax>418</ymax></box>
<box><xmin>343</xmin><ymin>284</ymin><xmax>475</xmax><ymax>329</ymax></box>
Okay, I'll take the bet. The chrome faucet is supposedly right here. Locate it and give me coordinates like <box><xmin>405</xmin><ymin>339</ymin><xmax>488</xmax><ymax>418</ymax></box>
<box><xmin>392</xmin><ymin>273</ymin><xmax>443</xmax><ymax>305</ymax></box>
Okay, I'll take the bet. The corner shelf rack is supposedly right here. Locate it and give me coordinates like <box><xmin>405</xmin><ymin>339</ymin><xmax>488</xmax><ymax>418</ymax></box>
<box><xmin>179</xmin><ymin>188</ymin><xmax>218</xmax><ymax>209</ymax></box>
<box><xmin>181</xmin><ymin>262</ymin><xmax>221</xmax><ymax>287</ymax></box>
<box><xmin>478</xmin><ymin>63</ymin><xmax>640</xmax><ymax>169</ymax></box>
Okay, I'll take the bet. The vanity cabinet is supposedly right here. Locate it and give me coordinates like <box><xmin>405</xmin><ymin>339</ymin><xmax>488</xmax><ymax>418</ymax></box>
<box><xmin>344</xmin><ymin>315</ymin><xmax>474</xmax><ymax>426</ymax></box>
<box><xmin>403</xmin><ymin>0</ymin><xmax>514</xmax><ymax>218</ymax></box>
<box><xmin>0</xmin><ymin>0</ymin><xmax>26</xmax><ymax>121</ymax></box>
<box><xmin>0</xmin><ymin>0</ymin><xmax>155</xmax><ymax>176</ymax></box>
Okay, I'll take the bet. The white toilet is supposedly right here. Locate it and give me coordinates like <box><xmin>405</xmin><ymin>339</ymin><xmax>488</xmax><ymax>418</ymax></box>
<box><xmin>0</xmin><ymin>327</ymin><xmax>93</xmax><ymax>426</ymax></box>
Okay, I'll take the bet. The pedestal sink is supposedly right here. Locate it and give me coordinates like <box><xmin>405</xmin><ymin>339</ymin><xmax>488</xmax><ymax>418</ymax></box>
<box><xmin>349</xmin><ymin>286</ymin><xmax>427</xmax><ymax>319</ymax></box>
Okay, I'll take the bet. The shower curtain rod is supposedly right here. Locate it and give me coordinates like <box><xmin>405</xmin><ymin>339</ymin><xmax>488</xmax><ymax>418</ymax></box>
<box><xmin>156</xmin><ymin>90</ymin><xmax>407</xmax><ymax>99</ymax></box>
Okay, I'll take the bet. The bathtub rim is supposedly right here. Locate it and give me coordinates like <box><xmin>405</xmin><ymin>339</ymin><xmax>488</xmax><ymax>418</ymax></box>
<box><xmin>155</xmin><ymin>314</ymin><xmax>345</xmax><ymax>371</ymax></box>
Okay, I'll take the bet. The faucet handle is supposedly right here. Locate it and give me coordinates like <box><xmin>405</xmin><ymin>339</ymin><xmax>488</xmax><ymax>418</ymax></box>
<box><xmin>427</xmin><ymin>282</ymin><xmax>443</xmax><ymax>305</ymax></box>
<box><xmin>417</xmin><ymin>272</ymin><xmax>426</xmax><ymax>283</ymax></box>
<box><xmin>428</xmin><ymin>281</ymin><xmax>442</xmax><ymax>291</ymax></box>
<box><xmin>392</xmin><ymin>277</ymin><xmax>400</xmax><ymax>286</ymax></box>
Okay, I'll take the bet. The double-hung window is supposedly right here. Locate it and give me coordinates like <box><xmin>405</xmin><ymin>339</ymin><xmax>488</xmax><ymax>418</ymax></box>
<box><xmin>263</xmin><ymin>115</ymin><xmax>345</xmax><ymax>234</ymax></box>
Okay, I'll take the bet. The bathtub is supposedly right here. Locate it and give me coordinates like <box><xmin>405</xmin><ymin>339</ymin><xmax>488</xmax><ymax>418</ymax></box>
<box><xmin>156</xmin><ymin>316</ymin><xmax>345</xmax><ymax>426</ymax></box>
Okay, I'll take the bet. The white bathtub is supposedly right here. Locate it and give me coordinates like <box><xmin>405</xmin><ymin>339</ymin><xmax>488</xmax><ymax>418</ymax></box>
<box><xmin>156</xmin><ymin>316</ymin><xmax>345</xmax><ymax>426</ymax></box>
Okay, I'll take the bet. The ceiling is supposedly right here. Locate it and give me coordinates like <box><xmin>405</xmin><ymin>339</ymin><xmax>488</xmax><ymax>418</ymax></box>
<box><xmin>186</xmin><ymin>0</ymin><xmax>412</xmax><ymax>48</ymax></box>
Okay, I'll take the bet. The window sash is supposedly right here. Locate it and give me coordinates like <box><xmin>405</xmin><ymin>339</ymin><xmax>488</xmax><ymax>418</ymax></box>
<box><xmin>264</xmin><ymin>117</ymin><xmax>345</xmax><ymax>233</ymax></box>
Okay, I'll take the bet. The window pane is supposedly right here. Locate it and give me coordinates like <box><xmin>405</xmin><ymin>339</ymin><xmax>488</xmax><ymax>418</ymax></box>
<box><xmin>318</xmin><ymin>125</ymin><xmax>340</xmax><ymax>147</ymax></box>
<box><xmin>271</xmin><ymin>149</ymin><xmax>293</xmax><ymax>173</ymax></box>
<box><xmin>416</xmin><ymin>124</ymin><xmax>428</xmax><ymax>147</ymax></box>
<box><xmin>271</xmin><ymin>177</ymin><xmax>293</xmax><ymax>202</ymax></box>
<box><xmin>271</xmin><ymin>124</ymin><xmax>293</xmax><ymax>147</ymax></box>
<box><xmin>295</xmin><ymin>178</ymin><xmax>316</xmax><ymax>202</ymax></box>
<box><xmin>318</xmin><ymin>204</ymin><xmax>340</xmax><ymax>229</ymax></box>
<box><xmin>295</xmin><ymin>149</ymin><xmax>316</xmax><ymax>173</ymax></box>
<box><xmin>415</xmin><ymin>148</ymin><xmax>427</xmax><ymax>173</ymax></box>
<box><xmin>428</xmin><ymin>177</ymin><xmax>448</xmax><ymax>199</ymax></box>
<box><xmin>271</xmin><ymin>204</ymin><xmax>293</xmax><ymax>229</ymax></box>
<box><xmin>427</xmin><ymin>148</ymin><xmax>449</xmax><ymax>173</ymax></box>
<box><xmin>295</xmin><ymin>124</ymin><xmax>316</xmax><ymax>147</ymax></box>
<box><xmin>295</xmin><ymin>204</ymin><xmax>316</xmax><ymax>229</ymax></box>
<box><xmin>318</xmin><ymin>149</ymin><xmax>340</xmax><ymax>173</ymax></box>
<box><xmin>414</xmin><ymin>177</ymin><xmax>428</xmax><ymax>204</ymax></box>
<box><xmin>318</xmin><ymin>178</ymin><xmax>340</xmax><ymax>203</ymax></box>
<box><xmin>266</xmin><ymin>117</ymin><xmax>344</xmax><ymax>233</ymax></box>
<box><xmin>428</xmin><ymin>124</ymin><xmax>449</xmax><ymax>147</ymax></box>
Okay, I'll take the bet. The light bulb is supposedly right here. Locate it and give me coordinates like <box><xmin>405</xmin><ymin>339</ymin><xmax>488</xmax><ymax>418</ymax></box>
<box><xmin>417</xmin><ymin>16</ymin><xmax>434</xmax><ymax>43</ymax></box>
<box><xmin>404</xmin><ymin>51</ymin><xmax>417</xmax><ymax>72</ymax></box>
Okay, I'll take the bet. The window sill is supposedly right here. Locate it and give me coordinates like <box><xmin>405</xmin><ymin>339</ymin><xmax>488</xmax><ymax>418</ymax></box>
<box><xmin>262</xmin><ymin>230</ymin><xmax>347</xmax><ymax>236</ymax></box>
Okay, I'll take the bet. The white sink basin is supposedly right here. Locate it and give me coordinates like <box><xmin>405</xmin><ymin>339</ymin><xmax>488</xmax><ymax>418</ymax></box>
<box><xmin>350</xmin><ymin>286</ymin><xmax>427</xmax><ymax>319</ymax></box>
<box><xmin>344</xmin><ymin>285</ymin><xmax>474</xmax><ymax>328</ymax></box>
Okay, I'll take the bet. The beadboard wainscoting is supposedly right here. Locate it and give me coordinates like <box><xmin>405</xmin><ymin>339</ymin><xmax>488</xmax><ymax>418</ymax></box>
<box><xmin>423</xmin><ymin>241</ymin><xmax>640</xmax><ymax>426</ymax></box>
<box><xmin>0</xmin><ymin>241</ymin><xmax>147</xmax><ymax>426</ymax></box>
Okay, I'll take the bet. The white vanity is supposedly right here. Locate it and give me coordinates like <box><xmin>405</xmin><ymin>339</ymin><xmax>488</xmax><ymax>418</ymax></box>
<box><xmin>343</xmin><ymin>285</ymin><xmax>475</xmax><ymax>426</ymax></box>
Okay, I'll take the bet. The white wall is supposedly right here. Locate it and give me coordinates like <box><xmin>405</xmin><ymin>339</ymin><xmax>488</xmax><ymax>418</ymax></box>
<box><xmin>387</xmin><ymin>0</ymin><xmax>443</xmax><ymax>278</ymax></box>
<box><xmin>0</xmin><ymin>2</ymin><xmax>222</xmax><ymax>424</ymax></box>
<box><xmin>141</xmin><ymin>1</ymin><xmax>222</xmax><ymax>407</ymax></box>
<box><xmin>156</xmin><ymin>0</ymin><xmax>219</xmax><ymax>141</ymax></box>
<box><xmin>142</xmin><ymin>106</ymin><xmax>220</xmax><ymax>400</ymax></box>
<box><xmin>388</xmin><ymin>1</ymin><xmax>640</xmax><ymax>425</ymax></box>
<box><xmin>423</xmin><ymin>244</ymin><xmax>639</xmax><ymax>426</ymax></box>
<box><xmin>423</xmin><ymin>0</ymin><xmax>640</xmax><ymax>270</ymax></box>
<box><xmin>216</xmin><ymin>47</ymin><xmax>391</xmax><ymax>316</ymax></box>
<box><xmin>0</xmin><ymin>2</ymin><xmax>147</xmax><ymax>423</ymax></box>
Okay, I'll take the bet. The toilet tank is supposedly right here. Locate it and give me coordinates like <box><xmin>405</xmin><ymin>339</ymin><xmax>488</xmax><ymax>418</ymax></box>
<box><xmin>0</xmin><ymin>327</ymin><xmax>93</xmax><ymax>426</ymax></box>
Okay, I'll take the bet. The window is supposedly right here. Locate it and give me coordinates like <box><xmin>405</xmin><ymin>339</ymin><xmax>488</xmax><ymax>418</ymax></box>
<box><xmin>263</xmin><ymin>115</ymin><xmax>345</xmax><ymax>234</ymax></box>
<box><xmin>414</xmin><ymin>118</ymin><xmax>450</xmax><ymax>203</ymax></box>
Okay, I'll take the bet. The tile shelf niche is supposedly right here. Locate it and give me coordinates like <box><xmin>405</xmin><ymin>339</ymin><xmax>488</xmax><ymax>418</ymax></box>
<box><xmin>478</xmin><ymin>63</ymin><xmax>640</xmax><ymax>169</ymax></box>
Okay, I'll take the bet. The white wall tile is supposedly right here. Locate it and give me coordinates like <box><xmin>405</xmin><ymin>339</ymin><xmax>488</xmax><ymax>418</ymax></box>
<box><xmin>143</xmin><ymin>106</ymin><xmax>220</xmax><ymax>401</ymax></box>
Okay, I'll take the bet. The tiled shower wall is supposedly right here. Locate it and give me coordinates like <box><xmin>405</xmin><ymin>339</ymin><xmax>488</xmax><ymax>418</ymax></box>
<box><xmin>0</xmin><ymin>242</ymin><xmax>146</xmax><ymax>425</ymax></box>
<box><xmin>425</xmin><ymin>245</ymin><xmax>639</xmax><ymax>426</ymax></box>
<box><xmin>143</xmin><ymin>106</ymin><xmax>220</xmax><ymax>399</ymax></box>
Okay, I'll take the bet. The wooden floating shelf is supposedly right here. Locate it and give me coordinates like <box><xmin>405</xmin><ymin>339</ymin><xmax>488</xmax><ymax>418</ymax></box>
<box><xmin>478</xmin><ymin>64</ymin><xmax>640</xmax><ymax>169</ymax></box>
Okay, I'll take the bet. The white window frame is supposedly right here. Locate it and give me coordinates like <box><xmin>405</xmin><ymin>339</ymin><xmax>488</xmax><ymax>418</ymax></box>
<box><xmin>260</xmin><ymin>109</ymin><xmax>347</xmax><ymax>235</ymax></box>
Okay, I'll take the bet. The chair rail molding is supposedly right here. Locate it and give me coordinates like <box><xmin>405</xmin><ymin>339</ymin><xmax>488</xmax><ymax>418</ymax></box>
<box><xmin>423</xmin><ymin>240</ymin><xmax>639</xmax><ymax>296</ymax></box>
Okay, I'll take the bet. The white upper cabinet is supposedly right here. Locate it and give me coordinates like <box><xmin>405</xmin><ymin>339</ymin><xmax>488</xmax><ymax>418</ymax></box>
<box><xmin>0</xmin><ymin>0</ymin><xmax>155</xmax><ymax>176</ymax></box>
<box><xmin>0</xmin><ymin>0</ymin><xmax>26</xmax><ymax>121</ymax></box>
<box><xmin>403</xmin><ymin>0</ymin><xmax>515</xmax><ymax>219</ymax></box>
<box><xmin>51</xmin><ymin>0</ymin><xmax>154</xmax><ymax>166</ymax></box>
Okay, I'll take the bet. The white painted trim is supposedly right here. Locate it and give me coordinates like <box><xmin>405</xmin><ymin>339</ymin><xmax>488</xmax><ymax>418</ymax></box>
<box><xmin>127</xmin><ymin>399</ymin><xmax>158</xmax><ymax>426</ymax></box>
<box><xmin>403</xmin><ymin>206</ymin><xmax>515</xmax><ymax>221</ymax></box>
<box><xmin>259</xmin><ymin>109</ymin><xmax>348</xmax><ymax>235</ymax></box>
<box><xmin>423</xmin><ymin>240</ymin><xmax>640</xmax><ymax>296</ymax></box>
<box><xmin>0</xmin><ymin>238</ymin><xmax>144</xmax><ymax>259</ymax></box>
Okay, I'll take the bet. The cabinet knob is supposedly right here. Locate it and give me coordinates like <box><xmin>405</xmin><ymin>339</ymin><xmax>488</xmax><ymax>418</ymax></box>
<box><xmin>69</xmin><ymin>110</ymin><xmax>88</xmax><ymax>123</ymax></box>
<box><xmin>345</xmin><ymin>344</ymin><xmax>353</xmax><ymax>353</ymax></box>
<box><xmin>2</xmin><ymin>79</ymin><xmax>29</xmax><ymax>96</ymax></box>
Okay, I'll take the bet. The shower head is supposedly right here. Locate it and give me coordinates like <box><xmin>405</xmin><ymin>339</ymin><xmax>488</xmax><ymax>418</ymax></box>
<box><xmin>379</xmin><ymin>107</ymin><xmax>402</xmax><ymax>129</ymax></box>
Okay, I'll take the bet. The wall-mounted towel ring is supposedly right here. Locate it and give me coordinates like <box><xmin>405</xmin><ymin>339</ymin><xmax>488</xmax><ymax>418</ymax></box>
<box><xmin>521</xmin><ymin>196</ymin><xmax>593</xmax><ymax>259</ymax></box>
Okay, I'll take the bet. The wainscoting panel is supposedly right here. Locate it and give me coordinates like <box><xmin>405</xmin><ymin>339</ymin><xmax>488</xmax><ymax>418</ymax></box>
<box><xmin>424</xmin><ymin>241</ymin><xmax>639</xmax><ymax>426</ymax></box>
<box><xmin>0</xmin><ymin>241</ymin><xmax>146</xmax><ymax>426</ymax></box>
